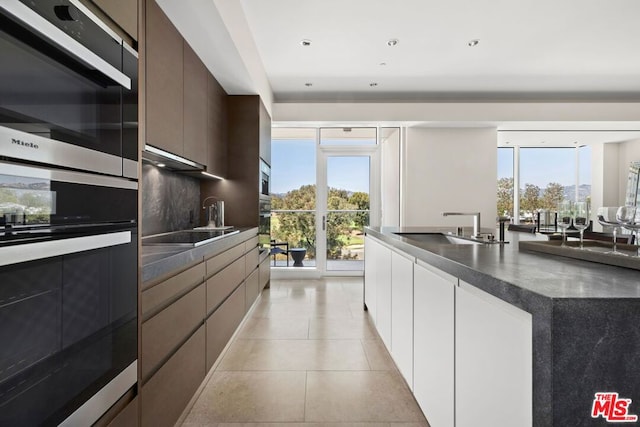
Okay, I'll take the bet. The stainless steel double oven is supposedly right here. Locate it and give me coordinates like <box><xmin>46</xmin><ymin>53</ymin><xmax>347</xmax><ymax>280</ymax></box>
<box><xmin>0</xmin><ymin>0</ymin><xmax>138</xmax><ymax>425</ymax></box>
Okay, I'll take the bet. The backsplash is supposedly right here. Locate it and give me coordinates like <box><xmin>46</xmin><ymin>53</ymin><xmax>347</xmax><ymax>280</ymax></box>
<box><xmin>141</xmin><ymin>164</ymin><xmax>200</xmax><ymax>236</ymax></box>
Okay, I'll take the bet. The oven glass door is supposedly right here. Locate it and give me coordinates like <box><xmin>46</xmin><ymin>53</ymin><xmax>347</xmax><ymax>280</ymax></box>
<box><xmin>0</xmin><ymin>162</ymin><xmax>137</xmax><ymax>425</ymax></box>
<box><xmin>0</xmin><ymin>1</ymin><xmax>137</xmax><ymax>177</ymax></box>
<box><xmin>0</xmin><ymin>14</ymin><xmax>122</xmax><ymax>155</ymax></box>
<box><xmin>0</xmin><ymin>230</ymin><xmax>137</xmax><ymax>426</ymax></box>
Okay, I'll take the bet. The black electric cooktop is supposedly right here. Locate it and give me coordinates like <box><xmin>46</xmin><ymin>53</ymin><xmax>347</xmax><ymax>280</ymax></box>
<box><xmin>142</xmin><ymin>229</ymin><xmax>239</xmax><ymax>247</ymax></box>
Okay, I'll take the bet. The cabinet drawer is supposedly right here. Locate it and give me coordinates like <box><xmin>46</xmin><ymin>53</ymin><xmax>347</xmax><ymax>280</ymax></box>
<box><xmin>245</xmin><ymin>268</ymin><xmax>260</xmax><ymax>312</ymax></box>
<box><xmin>259</xmin><ymin>256</ymin><xmax>270</xmax><ymax>289</ymax></box>
<box><xmin>141</xmin><ymin>326</ymin><xmax>205</xmax><ymax>427</ymax></box>
<box><xmin>205</xmin><ymin>242</ymin><xmax>244</xmax><ymax>279</ymax></box>
<box><xmin>106</xmin><ymin>396</ymin><xmax>138</xmax><ymax>427</ymax></box>
<box><xmin>206</xmin><ymin>282</ymin><xmax>245</xmax><ymax>371</ymax></box>
<box><xmin>141</xmin><ymin>284</ymin><xmax>205</xmax><ymax>381</ymax></box>
<box><xmin>207</xmin><ymin>256</ymin><xmax>245</xmax><ymax>314</ymax></box>
<box><xmin>142</xmin><ymin>262</ymin><xmax>205</xmax><ymax>319</ymax></box>
<box><xmin>244</xmin><ymin>235</ymin><xmax>259</xmax><ymax>253</ymax></box>
<box><xmin>245</xmin><ymin>246</ymin><xmax>260</xmax><ymax>273</ymax></box>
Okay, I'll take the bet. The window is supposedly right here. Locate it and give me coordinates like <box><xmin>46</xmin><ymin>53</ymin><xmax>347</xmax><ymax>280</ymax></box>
<box><xmin>500</xmin><ymin>146</ymin><xmax>592</xmax><ymax>226</ymax></box>
<box><xmin>578</xmin><ymin>145</ymin><xmax>591</xmax><ymax>202</ymax></box>
<box><xmin>519</xmin><ymin>147</ymin><xmax>576</xmax><ymax>223</ymax></box>
<box><xmin>270</xmin><ymin>128</ymin><xmax>317</xmax><ymax>266</ymax></box>
<box><xmin>497</xmin><ymin>147</ymin><xmax>514</xmax><ymax>219</ymax></box>
<box><xmin>319</xmin><ymin>127</ymin><xmax>377</xmax><ymax>145</ymax></box>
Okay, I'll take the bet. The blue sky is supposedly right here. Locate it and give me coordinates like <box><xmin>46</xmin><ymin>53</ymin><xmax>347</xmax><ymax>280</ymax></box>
<box><xmin>272</xmin><ymin>140</ymin><xmax>592</xmax><ymax>194</ymax></box>
<box><xmin>498</xmin><ymin>146</ymin><xmax>591</xmax><ymax>187</ymax></box>
<box><xmin>271</xmin><ymin>139</ymin><xmax>370</xmax><ymax>194</ymax></box>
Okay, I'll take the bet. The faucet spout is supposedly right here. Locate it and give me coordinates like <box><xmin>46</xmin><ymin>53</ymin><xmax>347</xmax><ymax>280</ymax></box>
<box><xmin>202</xmin><ymin>196</ymin><xmax>218</xmax><ymax>209</ymax></box>
<box><xmin>442</xmin><ymin>212</ymin><xmax>481</xmax><ymax>238</ymax></box>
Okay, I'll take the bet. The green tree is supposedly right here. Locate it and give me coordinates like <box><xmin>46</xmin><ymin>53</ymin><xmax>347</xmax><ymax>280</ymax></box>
<box><xmin>520</xmin><ymin>183</ymin><xmax>541</xmax><ymax>221</ymax></box>
<box><xmin>349</xmin><ymin>191</ymin><xmax>370</xmax><ymax>228</ymax></box>
<box><xmin>541</xmin><ymin>182</ymin><xmax>564</xmax><ymax>210</ymax></box>
<box><xmin>0</xmin><ymin>188</ymin><xmax>18</xmax><ymax>204</ymax></box>
<box><xmin>496</xmin><ymin>178</ymin><xmax>513</xmax><ymax>217</ymax></box>
<box><xmin>270</xmin><ymin>185</ymin><xmax>362</xmax><ymax>260</ymax></box>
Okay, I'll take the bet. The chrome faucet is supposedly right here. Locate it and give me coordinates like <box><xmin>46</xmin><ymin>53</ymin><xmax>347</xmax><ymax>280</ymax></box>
<box><xmin>202</xmin><ymin>196</ymin><xmax>218</xmax><ymax>210</ymax></box>
<box><xmin>202</xmin><ymin>196</ymin><xmax>219</xmax><ymax>226</ymax></box>
<box><xmin>442</xmin><ymin>212</ymin><xmax>481</xmax><ymax>238</ymax></box>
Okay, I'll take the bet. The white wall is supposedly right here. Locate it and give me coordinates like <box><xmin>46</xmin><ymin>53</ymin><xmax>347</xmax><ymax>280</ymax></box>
<box><xmin>403</xmin><ymin>128</ymin><xmax>497</xmax><ymax>229</ymax></box>
<box><xmin>617</xmin><ymin>138</ymin><xmax>640</xmax><ymax>203</ymax></box>
<box><xmin>590</xmin><ymin>144</ymin><xmax>619</xmax><ymax>230</ymax></box>
<box><xmin>381</xmin><ymin>128</ymin><xmax>401</xmax><ymax>227</ymax></box>
<box><xmin>273</xmin><ymin>102</ymin><xmax>640</xmax><ymax>123</ymax></box>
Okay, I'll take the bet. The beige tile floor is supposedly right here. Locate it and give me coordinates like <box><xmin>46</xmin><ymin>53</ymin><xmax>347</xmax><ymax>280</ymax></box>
<box><xmin>182</xmin><ymin>278</ymin><xmax>430</xmax><ymax>427</ymax></box>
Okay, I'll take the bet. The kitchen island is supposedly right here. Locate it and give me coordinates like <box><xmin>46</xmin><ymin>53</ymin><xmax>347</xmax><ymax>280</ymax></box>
<box><xmin>365</xmin><ymin>226</ymin><xmax>640</xmax><ymax>427</ymax></box>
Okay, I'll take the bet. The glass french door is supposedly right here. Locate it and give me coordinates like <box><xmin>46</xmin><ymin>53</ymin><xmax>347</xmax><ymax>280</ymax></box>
<box><xmin>317</xmin><ymin>149</ymin><xmax>379</xmax><ymax>273</ymax></box>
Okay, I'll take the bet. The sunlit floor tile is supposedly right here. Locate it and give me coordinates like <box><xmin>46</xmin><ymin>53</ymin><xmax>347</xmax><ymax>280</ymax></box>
<box><xmin>237</xmin><ymin>317</ymin><xmax>309</xmax><ymax>340</ymax></box>
<box><xmin>305</xmin><ymin>371</ymin><xmax>426</xmax><ymax>423</ymax></box>
<box><xmin>308</xmin><ymin>318</ymin><xmax>377</xmax><ymax>340</ymax></box>
<box><xmin>188</xmin><ymin>371</ymin><xmax>306</xmax><ymax>423</ymax></box>
<box><xmin>218</xmin><ymin>339</ymin><xmax>370</xmax><ymax>371</ymax></box>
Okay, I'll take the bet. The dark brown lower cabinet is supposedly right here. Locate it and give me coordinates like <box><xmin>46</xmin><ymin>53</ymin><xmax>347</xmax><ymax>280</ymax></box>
<box><xmin>106</xmin><ymin>396</ymin><xmax>138</xmax><ymax>427</ymax></box>
<box><xmin>206</xmin><ymin>282</ymin><xmax>246</xmax><ymax>371</ymax></box>
<box><xmin>245</xmin><ymin>268</ymin><xmax>260</xmax><ymax>313</ymax></box>
<box><xmin>140</xmin><ymin>231</ymin><xmax>262</xmax><ymax>426</ymax></box>
<box><xmin>141</xmin><ymin>327</ymin><xmax>206</xmax><ymax>427</ymax></box>
<box><xmin>141</xmin><ymin>284</ymin><xmax>206</xmax><ymax>381</ymax></box>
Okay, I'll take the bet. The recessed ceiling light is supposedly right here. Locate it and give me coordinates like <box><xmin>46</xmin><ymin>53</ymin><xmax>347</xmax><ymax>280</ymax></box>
<box><xmin>300</xmin><ymin>39</ymin><xmax>312</xmax><ymax>47</ymax></box>
<box><xmin>468</xmin><ymin>39</ymin><xmax>479</xmax><ymax>47</ymax></box>
<box><xmin>386</xmin><ymin>39</ymin><xmax>399</xmax><ymax>47</ymax></box>
<box><xmin>157</xmin><ymin>163</ymin><xmax>166</xmax><ymax>168</ymax></box>
<box><xmin>369</xmin><ymin>82</ymin><xmax>378</xmax><ymax>87</ymax></box>
<box><xmin>305</xmin><ymin>82</ymin><xmax>313</xmax><ymax>87</ymax></box>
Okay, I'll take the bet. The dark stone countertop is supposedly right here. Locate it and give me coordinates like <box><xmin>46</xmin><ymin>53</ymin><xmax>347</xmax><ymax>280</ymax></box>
<box><xmin>366</xmin><ymin>226</ymin><xmax>640</xmax><ymax>304</ymax></box>
<box><xmin>141</xmin><ymin>227</ymin><xmax>259</xmax><ymax>285</ymax></box>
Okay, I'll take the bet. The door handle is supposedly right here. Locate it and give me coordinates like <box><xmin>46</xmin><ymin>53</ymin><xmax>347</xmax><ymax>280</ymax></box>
<box><xmin>322</xmin><ymin>215</ymin><xmax>326</xmax><ymax>231</ymax></box>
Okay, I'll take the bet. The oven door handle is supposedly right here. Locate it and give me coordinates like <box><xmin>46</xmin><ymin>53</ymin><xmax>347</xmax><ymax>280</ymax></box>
<box><xmin>0</xmin><ymin>0</ymin><xmax>131</xmax><ymax>89</ymax></box>
<box><xmin>0</xmin><ymin>231</ymin><xmax>131</xmax><ymax>267</ymax></box>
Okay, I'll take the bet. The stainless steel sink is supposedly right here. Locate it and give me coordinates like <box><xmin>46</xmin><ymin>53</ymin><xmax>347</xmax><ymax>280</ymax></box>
<box><xmin>393</xmin><ymin>232</ymin><xmax>482</xmax><ymax>245</ymax></box>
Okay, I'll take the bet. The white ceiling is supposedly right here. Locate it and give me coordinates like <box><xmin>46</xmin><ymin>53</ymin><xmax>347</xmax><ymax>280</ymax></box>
<box><xmin>157</xmin><ymin>0</ymin><xmax>640</xmax><ymax>144</ymax></box>
<box><xmin>239</xmin><ymin>0</ymin><xmax>640</xmax><ymax>102</ymax></box>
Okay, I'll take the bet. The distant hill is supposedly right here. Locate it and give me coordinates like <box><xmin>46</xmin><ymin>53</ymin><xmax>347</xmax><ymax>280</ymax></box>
<box><xmin>562</xmin><ymin>184</ymin><xmax>591</xmax><ymax>201</ymax></box>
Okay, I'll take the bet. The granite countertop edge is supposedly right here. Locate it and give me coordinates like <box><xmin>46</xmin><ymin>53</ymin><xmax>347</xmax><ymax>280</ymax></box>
<box><xmin>365</xmin><ymin>226</ymin><xmax>640</xmax><ymax>314</ymax></box>
<box><xmin>141</xmin><ymin>227</ymin><xmax>259</xmax><ymax>285</ymax></box>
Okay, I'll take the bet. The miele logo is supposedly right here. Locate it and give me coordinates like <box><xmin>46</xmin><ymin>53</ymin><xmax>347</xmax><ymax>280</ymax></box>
<box><xmin>11</xmin><ymin>138</ymin><xmax>39</xmax><ymax>149</ymax></box>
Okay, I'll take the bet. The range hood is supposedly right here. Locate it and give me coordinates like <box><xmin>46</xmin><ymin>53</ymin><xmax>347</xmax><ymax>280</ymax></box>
<box><xmin>142</xmin><ymin>144</ymin><xmax>205</xmax><ymax>171</ymax></box>
<box><xmin>142</xmin><ymin>145</ymin><xmax>223</xmax><ymax>180</ymax></box>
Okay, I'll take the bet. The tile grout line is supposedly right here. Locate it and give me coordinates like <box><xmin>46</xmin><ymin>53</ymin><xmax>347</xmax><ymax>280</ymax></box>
<box><xmin>303</xmin><ymin>370</ymin><xmax>308</xmax><ymax>422</ymax></box>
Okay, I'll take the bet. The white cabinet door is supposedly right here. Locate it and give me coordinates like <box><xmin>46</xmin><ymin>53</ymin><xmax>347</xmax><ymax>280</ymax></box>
<box><xmin>456</xmin><ymin>280</ymin><xmax>532</xmax><ymax>427</ymax></box>
<box><xmin>391</xmin><ymin>250</ymin><xmax>414</xmax><ymax>389</ymax></box>
<box><xmin>375</xmin><ymin>241</ymin><xmax>392</xmax><ymax>350</ymax></box>
<box><xmin>413</xmin><ymin>261</ymin><xmax>455</xmax><ymax>427</ymax></box>
<box><xmin>364</xmin><ymin>236</ymin><xmax>377</xmax><ymax>324</ymax></box>
<box><xmin>364</xmin><ymin>236</ymin><xmax>392</xmax><ymax>350</ymax></box>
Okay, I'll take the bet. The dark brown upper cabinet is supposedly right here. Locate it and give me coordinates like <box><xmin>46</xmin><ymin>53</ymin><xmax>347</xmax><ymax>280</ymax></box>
<box><xmin>207</xmin><ymin>74</ymin><xmax>228</xmax><ymax>178</ymax></box>
<box><xmin>145</xmin><ymin>0</ymin><xmax>228</xmax><ymax>176</ymax></box>
<box><xmin>183</xmin><ymin>42</ymin><xmax>208</xmax><ymax>163</ymax></box>
<box><xmin>145</xmin><ymin>0</ymin><xmax>183</xmax><ymax>156</ymax></box>
<box><xmin>202</xmin><ymin>96</ymin><xmax>270</xmax><ymax>227</ymax></box>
